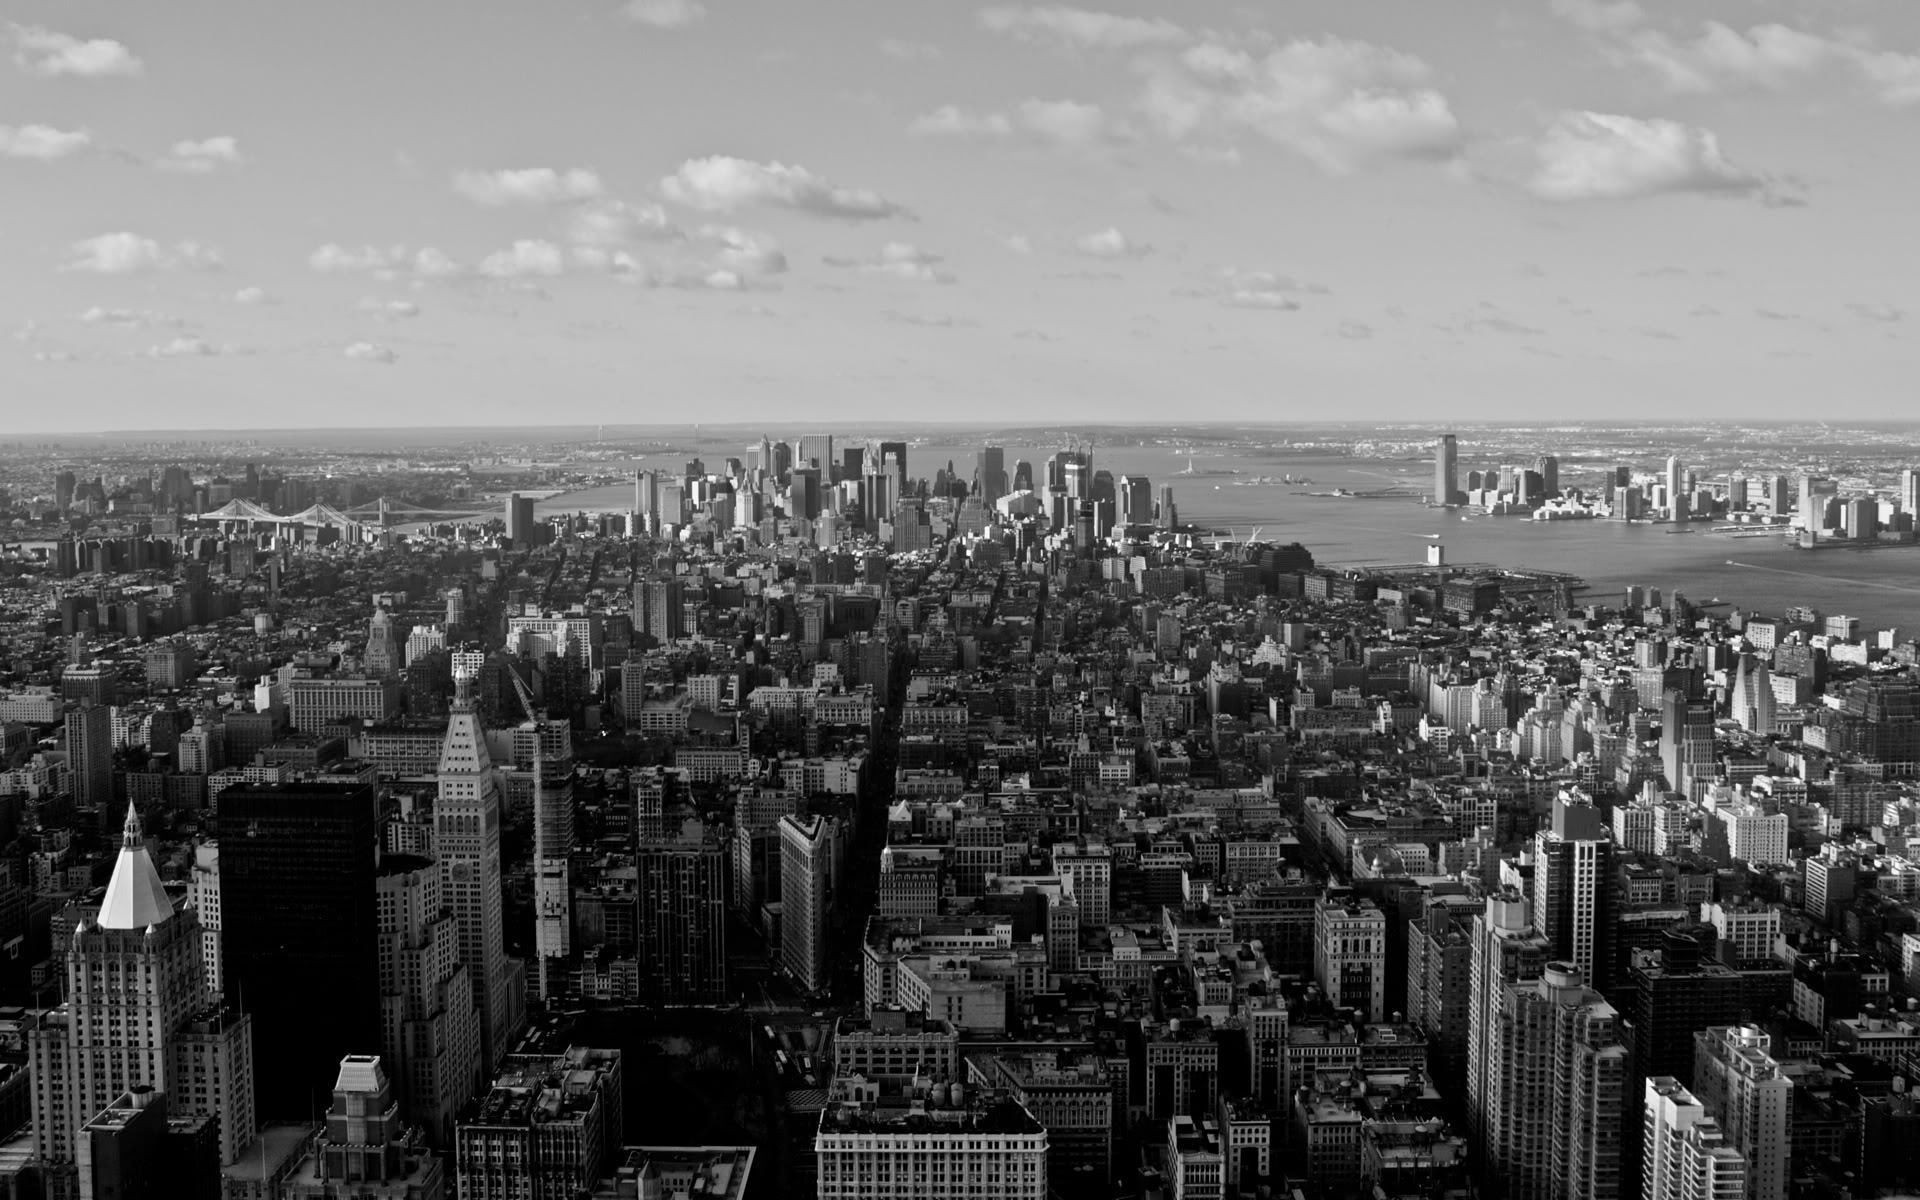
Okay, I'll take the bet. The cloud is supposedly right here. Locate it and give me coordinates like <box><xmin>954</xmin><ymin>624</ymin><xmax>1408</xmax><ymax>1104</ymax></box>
<box><xmin>977</xmin><ymin>5</ymin><xmax>1186</xmax><ymax>51</ymax></box>
<box><xmin>160</xmin><ymin>137</ymin><xmax>241</xmax><ymax>173</ymax></box>
<box><xmin>1138</xmin><ymin>36</ymin><xmax>1464</xmax><ymax>172</ymax></box>
<box><xmin>64</xmin><ymin>233</ymin><xmax>221</xmax><ymax>274</ymax></box>
<box><xmin>1201</xmin><ymin>270</ymin><xmax>1328</xmax><ymax>310</ymax></box>
<box><xmin>10</xmin><ymin>25</ymin><xmax>142</xmax><ymax>78</ymax></box>
<box><xmin>411</xmin><ymin>248</ymin><xmax>463</xmax><ymax>279</ymax></box>
<box><xmin>478</xmin><ymin>240</ymin><xmax>567</xmax><ymax>279</ymax></box>
<box><xmin>1334</xmin><ymin>321</ymin><xmax>1374</xmax><ymax>339</ymax></box>
<box><xmin>358</xmin><ymin>296</ymin><xmax>422</xmax><ymax>318</ymax></box>
<box><xmin>1848</xmin><ymin>302</ymin><xmax>1905</xmax><ymax>323</ymax></box>
<box><xmin>1073</xmin><ymin>227</ymin><xmax>1150</xmax><ymax>259</ymax></box>
<box><xmin>880</xmin><ymin>37</ymin><xmax>941</xmax><ymax>61</ymax></box>
<box><xmin>624</xmin><ymin>0</ymin><xmax>708</xmax><ymax>29</ymax></box>
<box><xmin>697</xmin><ymin>226</ymin><xmax>788</xmax><ymax>276</ymax></box>
<box><xmin>454</xmin><ymin>167</ymin><xmax>604</xmax><ymax>206</ymax></box>
<box><xmin>914</xmin><ymin>98</ymin><xmax>1126</xmax><ymax>146</ymax></box>
<box><xmin>309</xmin><ymin>244</ymin><xmax>463</xmax><ymax>279</ymax></box>
<box><xmin>343</xmin><ymin>341</ymin><xmax>396</xmax><ymax>364</ymax></box>
<box><xmin>149</xmin><ymin>337</ymin><xmax>222</xmax><ymax>358</ymax></box>
<box><xmin>80</xmin><ymin>307</ymin><xmax>174</xmax><ymax>328</ymax></box>
<box><xmin>823</xmin><ymin>242</ymin><xmax>954</xmax><ymax>283</ymax></box>
<box><xmin>0</xmin><ymin>123</ymin><xmax>91</xmax><ymax>160</ymax></box>
<box><xmin>910</xmin><ymin>106</ymin><xmax>1016</xmax><ymax>139</ymax></box>
<box><xmin>1004</xmin><ymin>235</ymin><xmax>1034</xmax><ymax>255</ymax></box>
<box><xmin>660</xmin><ymin>156</ymin><xmax>911</xmax><ymax>219</ymax></box>
<box><xmin>1463</xmin><ymin>314</ymin><xmax>1545</xmax><ymax>336</ymax></box>
<box><xmin>1528</xmin><ymin>112</ymin><xmax>1777</xmax><ymax>202</ymax></box>
<box><xmin>567</xmin><ymin>199</ymin><xmax>678</xmax><ymax>246</ymax></box>
<box><xmin>233</xmin><ymin>286</ymin><xmax>272</xmax><ymax>305</ymax></box>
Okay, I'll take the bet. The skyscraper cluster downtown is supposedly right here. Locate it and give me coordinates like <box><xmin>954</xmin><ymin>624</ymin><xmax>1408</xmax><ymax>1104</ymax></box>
<box><xmin>6</xmin><ymin>426</ymin><xmax>1920</xmax><ymax>1200</ymax></box>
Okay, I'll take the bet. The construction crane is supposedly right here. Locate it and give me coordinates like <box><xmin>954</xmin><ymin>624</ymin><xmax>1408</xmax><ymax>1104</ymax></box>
<box><xmin>504</xmin><ymin>665</ymin><xmax>568</xmax><ymax>1001</ymax></box>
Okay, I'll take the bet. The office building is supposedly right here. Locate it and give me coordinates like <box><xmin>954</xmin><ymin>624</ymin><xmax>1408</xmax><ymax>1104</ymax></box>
<box><xmin>1625</xmin><ymin>931</ymin><xmax>1746</xmax><ymax>1086</ymax></box>
<box><xmin>635</xmin><ymin>817</ymin><xmax>730</xmax><ymax>1005</ymax></box>
<box><xmin>1693</xmin><ymin>1026</ymin><xmax>1790</xmax><ymax>1200</ymax></box>
<box><xmin>1432</xmin><ymin>434</ymin><xmax>1460</xmax><ymax>506</ymax></box>
<box><xmin>1466</xmin><ymin>891</ymin><xmax>1550</xmax><ymax>1171</ymax></box>
<box><xmin>1661</xmin><ymin>689</ymin><xmax>1716</xmax><ymax>798</ymax></box>
<box><xmin>32</xmin><ymin>806</ymin><xmax>257</xmax><ymax>1174</ymax></box>
<box><xmin>780</xmin><ymin>813</ymin><xmax>832</xmax><ymax>997</ymax></box>
<box><xmin>798</xmin><ymin>434</ymin><xmax>835</xmax><ymax>476</ymax></box>
<box><xmin>641</xmin><ymin>576</ymin><xmax>683</xmax><ymax>646</ymax></box>
<box><xmin>364</xmin><ymin>608</ymin><xmax>400</xmax><ymax>679</ymax></box>
<box><xmin>504</xmin><ymin>493</ymin><xmax>537</xmax><ymax>546</ymax></box>
<box><xmin>78</xmin><ymin>1087</ymin><xmax>221</xmax><ymax>1200</ymax></box>
<box><xmin>1730</xmin><ymin>654</ymin><xmax>1775</xmax><ymax>735</ymax></box>
<box><xmin>1314</xmin><ymin>894</ymin><xmax>1386</xmax><ymax>1021</ymax></box>
<box><xmin>454</xmin><ymin>1047</ymin><xmax>622</xmax><ymax>1200</ymax></box>
<box><xmin>1644</xmin><ymin>1077</ymin><xmax>1745</xmax><ymax>1200</ymax></box>
<box><xmin>65</xmin><ymin>701</ymin><xmax>114</xmax><ymax>826</ymax></box>
<box><xmin>1666</xmin><ymin>457</ymin><xmax>1687</xmax><ymax>520</ymax></box>
<box><xmin>219</xmin><ymin>780</ymin><xmax>381</xmax><ymax>1120</ymax></box>
<box><xmin>1051</xmin><ymin>842</ymin><xmax>1111</xmax><ymax>929</ymax></box>
<box><xmin>435</xmin><ymin>673</ymin><xmax>520</xmax><ymax>1069</ymax></box>
<box><xmin>376</xmin><ymin>855</ymin><xmax>482</xmax><ymax>1148</ymax></box>
<box><xmin>1532</xmin><ymin>794</ymin><xmax>1613</xmax><ymax>987</ymax></box>
<box><xmin>283</xmin><ymin>1056</ymin><xmax>446</xmax><ymax>1200</ymax></box>
<box><xmin>977</xmin><ymin>446</ymin><xmax>1007</xmax><ymax>504</ymax></box>
<box><xmin>814</xmin><ymin>1076</ymin><xmax>1048</xmax><ymax>1200</ymax></box>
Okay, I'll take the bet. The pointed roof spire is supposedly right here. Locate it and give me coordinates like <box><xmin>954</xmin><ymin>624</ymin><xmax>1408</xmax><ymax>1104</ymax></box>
<box><xmin>98</xmin><ymin>803</ymin><xmax>176</xmax><ymax>931</ymax></box>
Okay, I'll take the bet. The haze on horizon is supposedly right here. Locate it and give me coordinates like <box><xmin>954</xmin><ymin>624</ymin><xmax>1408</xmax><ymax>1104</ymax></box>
<box><xmin>2</xmin><ymin>0</ymin><xmax>1914</xmax><ymax>431</ymax></box>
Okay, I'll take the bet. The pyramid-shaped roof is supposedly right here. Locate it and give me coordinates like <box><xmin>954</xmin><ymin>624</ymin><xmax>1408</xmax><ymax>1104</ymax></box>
<box><xmin>438</xmin><ymin>688</ymin><xmax>492</xmax><ymax>775</ymax></box>
<box><xmin>98</xmin><ymin>804</ymin><xmax>175</xmax><ymax>931</ymax></box>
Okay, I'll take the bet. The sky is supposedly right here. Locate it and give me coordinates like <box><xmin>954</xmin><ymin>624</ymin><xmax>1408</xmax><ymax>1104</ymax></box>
<box><xmin>1</xmin><ymin>0</ymin><xmax>1916</xmax><ymax>431</ymax></box>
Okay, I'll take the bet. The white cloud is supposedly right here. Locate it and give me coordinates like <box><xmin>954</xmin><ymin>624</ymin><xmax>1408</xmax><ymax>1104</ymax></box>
<box><xmin>824</xmin><ymin>242</ymin><xmax>953</xmax><ymax>283</ymax></box>
<box><xmin>1073</xmin><ymin>227</ymin><xmax>1150</xmax><ymax>258</ymax></box>
<box><xmin>343</xmin><ymin>341</ymin><xmax>396</xmax><ymax>364</ymax></box>
<box><xmin>309</xmin><ymin>244</ymin><xmax>408</xmax><ymax>274</ymax></box>
<box><xmin>698</xmin><ymin>226</ymin><xmax>789</xmax><ymax>276</ymax></box>
<box><xmin>233</xmin><ymin>286</ymin><xmax>272</xmax><ymax>305</ymax></box>
<box><xmin>10</xmin><ymin>25</ymin><xmax>143</xmax><ymax>78</ymax></box>
<box><xmin>913</xmin><ymin>99</ymin><xmax>1124</xmax><ymax>146</ymax></box>
<box><xmin>81</xmin><ymin>307</ymin><xmax>160</xmax><ymax>327</ymax></box>
<box><xmin>567</xmin><ymin>199</ymin><xmax>677</xmax><ymax>246</ymax></box>
<box><xmin>977</xmin><ymin>5</ymin><xmax>1186</xmax><ymax>51</ymax></box>
<box><xmin>454</xmin><ymin>167</ymin><xmax>604</xmax><ymax>206</ymax></box>
<box><xmin>478</xmin><ymin>240</ymin><xmax>567</xmax><ymax>278</ymax></box>
<box><xmin>64</xmin><ymin>233</ymin><xmax>221</xmax><ymax>274</ymax></box>
<box><xmin>1138</xmin><ymin>36</ymin><xmax>1464</xmax><ymax>172</ymax></box>
<box><xmin>0</xmin><ymin>123</ymin><xmax>90</xmax><ymax>160</ymax></box>
<box><xmin>1528</xmin><ymin>111</ymin><xmax>1773</xmax><ymax>202</ymax></box>
<box><xmin>1004</xmin><ymin>235</ymin><xmax>1034</xmax><ymax>255</ymax></box>
<box><xmin>149</xmin><ymin>337</ymin><xmax>220</xmax><ymax>358</ymax></box>
<box><xmin>880</xmin><ymin>38</ymin><xmax>941</xmax><ymax>61</ymax></box>
<box><xmin>660</xmin><ymin>156</ymin><xmax>911</xmax><ymax>219</ymax></box>
<box><xmin>412</xmin><ymin>248</ymin><xmax>463</xmax><ymax>279</ymax></box>
<box><xmin>624</xmin><ymin>0</ymin><xmax>707</xmax><ymax>29</ymax></box>
<box><xmin>358</xmin><ymin>296</ymin><xmax>421</xmax><ymax>318</ymax></box>
<box><xmin>161</xmin><ymin>136</ymin><xmax>241</xmax><ymax>173</ymax></box>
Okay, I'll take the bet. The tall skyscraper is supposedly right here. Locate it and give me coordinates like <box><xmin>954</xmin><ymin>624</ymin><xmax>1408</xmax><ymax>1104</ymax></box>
<box><xmin>282</xmin><ymin>1056</ymin><xmax>447</xmax><ymax>1199</ymax></box>
<box><xmin>219</xmin><ymin>780</ymin><xmax>381</xmax><ymax>1120</ymax></box>
<box><xmin>375</xmin><ymin>854</ymin><xmax>481</xmax><ymax>1148</ymax></box>
<box><xmin>1313</xmin><ymin>893</ymin><xmax>1386</xmax><ymax>1021</ymax></box>
<box><xmin>636</xmin><ymin>816</ymin><xmax>730</xmax><ymax>1005</ymax></box>
<box><xmin>1532</xmin><ymin>794</ymin><xmax>1613</xmax><ymax>987</ymax></box>
<box><xmin>977</xmin><ymin>446</ymin><xmax>1007</xmax><ymax>504</ymax></box>
<box><xmin>1535</xmin><ymin>454</ymin><xmax>1560</xmax><ymax>497</ymax></box>
<box><xmin>514</xmin><ymin>716</ymin><xmax>574</xmax><ymax>999</ymax></box>
<box><xmin>644</xmin><ymin>576</ymin><xmax>683</xmax><ymax>645</ymax></box>
<box><xmin>1903</xmin><ymin>468</ymin><xmax>1920</xmax><ymax>522</ymax></box>
<box><xmin>1693</xmin><ymin>1026</ymin><xmax>1790</xmax><ymax>1200</ymax></box>
<box><xmin>1661</xmin><ymin>688</ymin><xmax>1716</xmax><ymax>799</ymax></box>
<box><xmin>1666</xmin><ymin>457</ymin><xmax>1687</xmax><ymax>519</ymax></box>
<box><xmin>1119</xmin><ymin>475</ymin><xmax>1153</xmax><ymax>528</ymax></box>
<box><xmin>32</xmin><ymin>806</ymin><xmax>257</xmax><ymax>1174</ymax></box>
<box><xmin>504</xmin><ymin>493</ymin><xmax>536</xmax><ymax>546</ymax></box>
<box><xmin>798</xmin><ymin>434</ymin><xmax>835</xmax><ymax>476</ymax></box>
<box><xmin>436</xmin><ymin>672</ymin><xmax>519</xmax><ymax>1069</ymax></box>
<box><xmin>65</xmin><ymin>701</ymin><xmax>114</xmax><ymax>827</ymax></box>
<box><xmin>1466</xmin><ymin>890</ymin><xmax>1550</xmax><ymax>1168</ymax></box>
<box><xmin>1730</xmin><ymin>653</ymin><xmax>1776</xmax><ymax>735</ymax></box>
<box><xmin>363</xmin><ymin>607</ymin><xmax>399</xmax><ymax>679</ymax></box>
<box><xmin>779</xmin><ymin>813</ymin><xmax>832</xmax><ymax>997</ymax></box>
<box><xmin>1644</xmin><ymin>1077</ymin><xmax>1746</xmax><ymax>1200</ymax></box>
<box><xmin>1434</xmin><ymin>434</ymin><xmax>1460</xmax><ymax>505</ymax></box>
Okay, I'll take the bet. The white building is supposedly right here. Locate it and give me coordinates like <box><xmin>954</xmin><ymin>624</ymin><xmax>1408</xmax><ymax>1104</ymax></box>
<box><xmin>815</xmin><ymin>1076</ymin><xmax>1048</xmax><ymax>1200</ymax></box>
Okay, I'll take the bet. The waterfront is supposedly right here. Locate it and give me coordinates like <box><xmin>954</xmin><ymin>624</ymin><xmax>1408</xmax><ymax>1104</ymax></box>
<box><xmin>539</xmin><ymin>441</ymin><xmax>1920</xmax><ymax>633</ymax></box>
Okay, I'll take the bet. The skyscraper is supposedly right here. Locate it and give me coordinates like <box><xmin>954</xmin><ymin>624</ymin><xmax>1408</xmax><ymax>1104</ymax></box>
<box><xmin>1535</xmin><ymin>455</ymin><xmax>1560</xmax><ymax>498</ymax></box>
<box><xmin>779</xmin><ymin>812</ymin><xmax>832</xmax><ymax>997</ymax></box>
<box><xmin>1466</xmin><ymin>890</ymin><xmax>1550</xmax><ymax>1168</ymax></box>
<box><xmin>977</xmin><ymin>446</ymin><xmax>1007</xmax><ymax>504</ymax></box>
<box><xmin>1532</xmin><ymin>794</ymin><xmax>1613</xmax><ymax>988</ymax></box>
<box><xmin>436</xmin><ymin>672</ymin><xmax>519</xmax><ymax>1069</ymax></box>
<box><xmin>1666</xmin><ymin>457</ymin><xmax>1687</xmax><ymax>519</ymax></box>
<box><xmin>219</xmin><ymin>780</ymin><xmax>382</xmax><ymax>1120</ymax></box>
<box><xmin>282</xmin><ymin>1056</ymin><xmax>447</xmax><ymax>1200</ymax></box>
<box><xmin>1644</xmin><ymin>1078</ymin><xmax>1746</xmax><ymax>1200</ymax></box>
<box><xmin>798</xmin><ymin>434</ymin><xmax>835</xmax><ymax>476</ymax></box>
<box><xmin>1903</xmin><ymin>468</ymin><xmax>1920</xmax><ymax>522</ymax></box>
<box><xmin>636</xmin><ymin>816</ymin><xmax>730</xmax><ymax>1005</ymax></box>
<box><xmin>364</xmin><ymin>607</ymin><xmax>399</xmax><ymax>679</ymax></box>
<box><xmin>1434</xmin><ymin>435</ymin><xmax>1460</xmax><ymax>506</ymax></box>
<box><xmin>375</xmin><ymin>854</ymin><xmax>481</xmax><ymax>1148</ymax></box>
<box><xmin>32</xmin><ymin>806</ymin><xmax>257</xmax><ymax>1174</ymax></box>
<box><xmin>504</xmin><ymin>493</ymin><xmax>536</xmax><ymax>546</ymax></box>
<box><xmin>65</xmin><ymin>701</ymin><xmax>114</xmax><ymax>828</ymax></box>
<box><xmin>1119</xmin><ymin>475</ymin><xmax>1153</xmax><ymax>528</ymax></box>
<box><xmin>1660</xmin><ymin>688</ymin><xmax>1716</xmax><ymax>799</ymax></box>
<box><xmin>1730</xmin><ymin>653</ymin><xmax>1776</xmax><ymax>735</ymax></box>
<box><xmin>1693</xmin><ymin>1026</ymin><xmax>1790</xmax><ymax>1200</ymax></box>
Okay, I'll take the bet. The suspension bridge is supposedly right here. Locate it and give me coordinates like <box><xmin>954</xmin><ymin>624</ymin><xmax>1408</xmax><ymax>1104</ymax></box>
<box><xmin>189</xmin><ymin>497</ymin><xmax>499</xmax><ymax>531</ymax></box>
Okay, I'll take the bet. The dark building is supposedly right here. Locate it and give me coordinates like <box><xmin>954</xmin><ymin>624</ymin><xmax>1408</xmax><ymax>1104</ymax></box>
<box><xmin>634</xmin><ymin>818</ymin><xmax>730</xmax><ymax>1005</ymax></box>
<box><xmin>218</xmin><ymin>779</ymin><xmax>384</xmax><ymax>1119</ymax></box>
<box><xmin>78</xmin><ymin>1086</ymin><xmax>220</xmax><ymax>1200</ymax></box>
<box><xmin>1624</xmin><ymin>929</ymin><xmax>1747</xmax><ymax>1086</ymax></box>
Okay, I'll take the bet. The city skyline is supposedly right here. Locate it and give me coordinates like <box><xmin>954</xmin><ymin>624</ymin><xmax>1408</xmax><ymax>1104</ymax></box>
<box><xmin>4</xmin><ymin>0</ymin><xmax>1918</xmax><ymax>429</ymax></box>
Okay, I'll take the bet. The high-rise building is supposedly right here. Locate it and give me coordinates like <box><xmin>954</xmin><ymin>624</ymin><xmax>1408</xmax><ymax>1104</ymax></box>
<box><xmin>1666</xmin><ymin>457</ymin><xmax>1687</xmax><ymax>520</ymax></box>
<box><xmin>364</xmin><ymin>608</ymin><xmax>400</xmax><ymax>679</ymax></box>
<box><xmin>32</xmin><ymin>806</ymin><xmax>257</xmax><ymax>1174</ymax></box>
<box><xmin>1434</xmin><ymin>435</ymin><xmax>1460</xmax><ymax>506</ymax></box>
<box><xmin>643</xmin><ymin>576</ymin><xmax>683</xmax><ymax>646</ymax></box>
<box><xmin>798</xmin><ymin>434</ymin><xmax>835</xmax><ymax>476</ymax></box>
<box><xmin>219</xmin><ymin>780</ymin><xmax>381</xmax><ymax>1120</ymax></box>
<box><xmin>454</xmin><ymin>1047</ymin><xmax>623</xmax><ymax>1200</ymax></box>
<box><xmin>1644</xmin><ymin>1077</ymin><xmax>1746</xmax><ymax>1200</ymax></box>
<box><xmin>1730</xmin><ymin>654</ymin><xmax>1775</xmax><ymax>735</ymax></box>
<box><xmin>1051</xmin><ymin>842</ymin><xmax>1111</xmax><ymax>928</ymax></box>
<box><xmin>1313</xmin><ymin>893</ymin><xmax>1386</xmax><ymax>1021</ymax></box>
<box><xmin>503</xmin><ymin>493</ymin><xmax>537</xmax><ymax>546</ymax></box>
<box><xmin>814</xmin><ymin>1076</ymin><xmax>1048</xmax><ymax>1200</ymax></box>
<box><xmin>635</xmin><ymin>816</ymin><xmax>730</xmax><ymax>1005</ymax></box>
<box><xmin>1693</xmin><ymin>1026</ymin><xmax>1790</xmax><ymax>1200</ymax></box>
<box><xmin>65</xmin><ymin>700</ymin><xmax>115</xmax><ymax>826</ymax></box>
<box><xmin>78</xmin><ymin>1085</ymin><xmax>222</xmax><ymax>1200</ymax></box>
<box><xmin>1661</xmin><ymin>688</ymin><xmax>1716</xmax><ymax>798</ymax></box>
<box><xmin>1118</xmin><ymin>475</ymin><xmax>1154</xmax><ymax>528</ymax></box>
<box><xmin>1481</xmin><ymin>963</ymin><xmax>1629</xmax><ymax>1200</ymax></box>
<box><xmin>779</xmin><ymin>813</ymin><xmax>832</xmax><ymax>997</ymax></box>
<box><xmin>435</xmin><ymin>673</ymin><xmax>519</xmax><ymax>1069</ymax></box>
<box><xmin>1466</xmin><ymin>890</ymin><xmax>1550</xmax><ymax>1168</ymax></box>
<box><xmin>1625</xmin><ymin>931</ymin><xmax>1746</xmax><ymax>1087</ymax></box>
<box><xmin>1535</xmin><ymin>455</ymin><xmax>1560</xmax><ymax>498</ymax></box>
<box><xmin>977</xmin><ymin>446</ymin><xmax>1007</xmax><ymax>504</ymax></box>
<box><xmin>375</xmin><ymin>855</ymin><xmax>481</xmax><ymax>1148</ymax></box>
<box><xmin>1532</xmin><ymin>794</ymin><xmax>1613</xmax><ymax>987</ymax></box>
<box><xmin>282</xmin><ymin>1056</ymin><xmax>447</xmax><ymax>1200</ymax></box>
